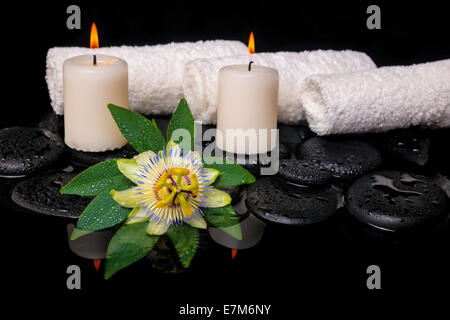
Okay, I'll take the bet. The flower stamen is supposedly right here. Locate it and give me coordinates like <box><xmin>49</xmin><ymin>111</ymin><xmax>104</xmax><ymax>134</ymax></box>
<box><xmin>176</xmin><ymin>193</ymin><xmax>192</xmax><ymax>216</ymax></box>
<box><xmin>153</xmin><ymin>168</ymin><xmax>199</xmax><ymax>214</ymax></box>
<box><xmin>180</xmin><ymin>174</ymin><xmax>199</xmax><ymax>196</ymax></box>
<box><xmin>154</xmin><ymin>171</ymin><xmax>169</xmax><ymax>192</ymax></box>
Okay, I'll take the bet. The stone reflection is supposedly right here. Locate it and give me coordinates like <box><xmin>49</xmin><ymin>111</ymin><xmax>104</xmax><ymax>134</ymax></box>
<box><xmin>66</xmin><ymin>224</ymin><xmax>113</xmax><ymax>259</ymax></box>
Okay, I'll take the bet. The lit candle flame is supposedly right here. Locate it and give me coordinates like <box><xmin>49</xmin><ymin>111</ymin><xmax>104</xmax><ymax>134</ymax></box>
<box><xmin>90</xmin><ymin>23</ymin><xmax>99</xmax><ymax>49</ymax></box>
<box><xmin>248</xmin><ymin>32</ymin><xmax>255</xmax><ymax>54</ymax></box>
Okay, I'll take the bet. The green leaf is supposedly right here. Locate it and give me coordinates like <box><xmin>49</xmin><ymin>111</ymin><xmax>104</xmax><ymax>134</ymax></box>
<box><xmin>203</xmin><ymin>157</ymin><xmax>256</xmax><ymax>187</ymax></box>
<box><xmin>167</xmin><ymin>224</ymin><xmax>199</xmax><ymax>268</ymax></box>
<box><xmin>218</xmin><ymin>223</ymin><xmax>243</xmax><ymax>241</ymax></box>
<box><xmin>60</xmin><ymin>160</ymin><xmax>131</xmax><ymax>196</ymax></box>
<box><xmin>203</xmin><ymin>204</ymin><xmax>240</xmax><ymax>228</ymax></box>
<box><xmin>166</xmin><ymin>99</ymin><xmax>195</xmax><ymax>153</ymax></box>
<box><xmin>76</xmin><ymin>184</ymin><xmax>134</xmax><ymax>232</ymax></box>
<box><xmin>104</xmin><ymin>222</ymin><xmax>159</xmax><ymax>279</ymax></box>
<box><xmin>203</xmin><ymin>205</ymin><xmax>242</xmax><ymax>240</ymax></box>
<box><xmin>108</xmin><ymin>104</ymin><xmax>166</xmax><ymax>153</ymax></box>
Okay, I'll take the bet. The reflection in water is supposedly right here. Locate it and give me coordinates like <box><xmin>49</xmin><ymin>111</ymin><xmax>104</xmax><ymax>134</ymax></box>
<box><xmin>208</xmin><ymin>188</ymin><xmax>265</xmax><ymax>250</ymax></box>
<box><xmin>399</xmin><ymin>173</ymin><xmax>426</xmax><ymax>185</ymax></box>
<box><xmin>66</xmin><ymin>224</ymin><xmax>113</xmax><ymax>259</ymax></box>
<box><xmin>371</xmin><ymin>174</ymin><xmax>423</xmax><ymax>197</ymax></box>
<box><xmin>209</xmin><ymin>214</ymin><xmax>265</xmax><ymax>250</ymax></box>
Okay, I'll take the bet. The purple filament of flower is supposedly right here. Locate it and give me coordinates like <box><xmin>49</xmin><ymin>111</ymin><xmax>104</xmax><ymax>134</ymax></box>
<box><xmin>169</xmin><ymin>175</ymin><xmax>178</xmax><ymax>189</ymax></box>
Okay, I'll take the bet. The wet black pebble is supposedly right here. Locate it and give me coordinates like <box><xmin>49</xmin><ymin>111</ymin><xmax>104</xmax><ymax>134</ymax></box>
<box><xmin>279</xmin><ymin>123</ymin><xmax>311</xmax><ymax>156</ymax></box>
<box><xmin>297</xmin><ymin>137</ymin><xmax>382</xmax><ymax>180</ymax></box>
<box><xmin>277</xmin><ymin>158</ymin><xmax>332</xmax><ymax>185</ymax></box>
<box><xmin>375</xmin><ymin>128</ymin><xmax>430</xmax><ymax>166</ymax></box>
<box><xmin>0</xmin><ymin>127</ymin><xmax>65</xmax><ymax>177</ymax></box>
<box><xmin>427</xmin><ymin>128</ymin><xmax>450</xmax><ymax>177</ymax></box>
<box><xmin>69</xmin><ymin>144</ymin><xmax>137</xmax><ymax>167</ymax></box>
<box><xmin>38</xmin><ymin>112</ymin><xmax>64</xmax><ymax>135</ymax></box>
<box><xmin>297</xmin><ymin>122</ymin><xmax>315</xmax><ymax>141</ymax></box>
<box><xmin>231</xmin><ymin>143</ymin><xmax>290</xmax><ymax>175</ymax></box>
<box><xmin>202</xmin><ymin>141</ymin><xmax>290</xmax><ymax>176</ymax></box>
<box><xmin>11</xmin><ymin>172</ymin><xmax>92</xmax><ymax>218</ymax></box>
<box><xmin>246</xmin><ymin>177</ymin><xmax>339</xmax><ymax>225</ymax></box>
<box><xmin>346</xmin><ymin>171</ymin><xmax>448</xmax><ymax>232</ymax></box>
<box><xmin>195</xmin><ymin>124</ymin><xmax>216</xmax><ymax>151</ymax></box>
<box><xmin>278</xmin><ymin>124</ymin><xmax>305</xmax><ymax>145</ymax></box>
<box><xmin>217</xmin><ymin>185</ymin><xmax>244</xmax><ymax>205</ymax></box>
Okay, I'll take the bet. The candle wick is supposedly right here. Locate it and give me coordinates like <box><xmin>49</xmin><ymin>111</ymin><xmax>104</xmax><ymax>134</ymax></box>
<box><xmin>248</xmin><ymin>61</ymin><xmax>254</xmax><ymax>71</ymax></box>
<box><xmin>93</xmin><ymin>54</ymin><xmax>97</xmax><ymax>66</ymax></box>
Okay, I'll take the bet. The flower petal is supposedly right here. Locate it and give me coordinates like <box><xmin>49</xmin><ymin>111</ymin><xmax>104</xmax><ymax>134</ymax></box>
<box><xmin>191</xmin><ymin>150</ymin><xmax>202</xmax><ymax>161</ymax></box>
<box><xmin>201</xmin><ymin>168</ymin><xmax>220</xmax><ymax>186</ymax></box>
<box><xmin>110</xmin><ymin>187</ymin><xmax>141</xmax><ymax>208</ymax></box>
<box><xmin>116</xmin><ymin>159</ymin><xmax>140</xmax><ymax>183</ymax></box>
<box><xmin>133</xmin><ymin>150</ymin><xmax>156</xmax><ymax>166</ymax></box>
<box><xmin>167</xmin><ymin>139</ymin><xmax>183</xmax><ymax>157</ymax></box>
<box><xmin>186</xmin><ymin>215</ymin><xmax>207</xmax><ymax>229</ymax></box>
<box><xmin>202</xmin><ymin>188</ymin><xmax>232</xmax><ymax>208</ymax></box>
<box><xmin>125</xmin><ymin>207</ymin><xmax>151</xmax><ymax>225</ymax></box>
<box><xmin>166</xmin><ymin>139</ymin><xmax>178</xmax><ymax>150</ymax></box>
<box><xmin>146</xmin><ymin>219</ymin><xmax>170</xmax><ymax>235</ymax></box>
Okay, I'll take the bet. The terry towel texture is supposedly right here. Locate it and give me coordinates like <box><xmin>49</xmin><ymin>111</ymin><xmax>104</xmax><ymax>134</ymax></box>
<box><xmin>301</xmin><ymin>59</ymin><xmax>450</xmax><ymax>135</ymax></box>
<box><xmin>183</xmin><ymin>50</ymin><xmax>376</xmax><ymax>124</ymax></box>
<box><xmin>46</xmin><ymin>40</ymin><xmax>247</xmax><ymax>115</ymax></box>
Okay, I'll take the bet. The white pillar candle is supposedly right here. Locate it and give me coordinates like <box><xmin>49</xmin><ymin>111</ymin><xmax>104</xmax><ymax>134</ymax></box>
<box><xmin>63</xmin><ymin>54</ymin><xmax>128</xmax><ymax>152</ymax></box>
<box><xmin>217</xmin><ymin>64</ymin><xmax>279</xmax><ymax>154</ymax></box>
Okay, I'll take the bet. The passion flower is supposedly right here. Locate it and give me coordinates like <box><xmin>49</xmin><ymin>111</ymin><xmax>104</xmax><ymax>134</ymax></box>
<box><xmin>110</xmin><ymin>141</ymin><xmax>229</xmax><ymax>235</ymax></box>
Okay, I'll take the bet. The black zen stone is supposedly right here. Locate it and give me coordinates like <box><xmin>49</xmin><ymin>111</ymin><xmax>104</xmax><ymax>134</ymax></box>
<box><xmin>277</xmin><ymin>159</ymin><xmax>332</xmax><ymax>186</ymax></box>
<box><xmin>375</xmin><ymin>128</ymin><xmax>430</xmax><ymax>166</ymax></box>
<box><xmin>69</xmin><ymin>144</ymin><xmax>137</xmax><ymax>167</ymax></box>
<box><xmin>200</xmin><ymin>124</ymin><xmax>216</xmax><ymax>140</ymax></box>
<box><xmin>217</xmin><ymin>185</ymin><xmax>244</xmax><ymax>205</ymax></box>
<box><xmin>204</xmin><ymin>140</ymin><xmax>290</xmax><ymax>175</ymax></box>
<box><xmin>11</xmin><ymin>172</ymin><xmax>92</xmax><ymax>218</ymax></box>
<box><xmin>345</xmin><ymin>171</ymin><xmax>448</xmax><ymax>232</ymax></box>
<box><xmin>297</xmin><ymin>122</ymin><xmax>316</xmax><ymax>141</ymax></box>
<box><xmin>227</xmin><ymin>143</ymin><xmax>290</xmax><ymax>176</ymax></box>
<box><xmin>0</xmin><ymin>127</ymin><xmax>65</xmax><ymax>177</ymax></box>
<box><xmin>38</xmin><ymin>112</ymin><xmax>64</xmax><ymax>135</ymax></box>
<box><xmin>427</xmin><ymin>128</ymin><xmax>450</xmax><ymax>177</ymax></box>
<box><xmin>246</xmin><ymin>177</ymin><xmax>339</xmax><ymax>225</ymax></box>
<box><xmin>297</xmin><ymin>137</ymin><xmax>382</xmax><ymax>180</ymax></box>
<box><xmin>278</xmin><ymin>124</ymin><xmax>310</xmax><ymax>156</ymax></box>
<box><xmin>195</xmin><ymin>124</ymin><xmax>216</xmax><ymax>151</ymax></box>
<box><xmin>278</xmin><ymin>124</ymin><xmax>306</xmax><ymax>145</ymax></box>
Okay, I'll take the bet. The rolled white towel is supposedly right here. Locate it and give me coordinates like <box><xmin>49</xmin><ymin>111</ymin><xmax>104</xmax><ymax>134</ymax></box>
<box><xmin>301</xmin><ymin>59</ymin><xmax>450</xmax><ymax>135</ymax></box>
<box><xmin>182</xmin><ymin>50</ymin><xmax>376</xmax><ymax>124</ymax></box>
<box><xmin>46</xmin><ymin>40</ymin><xmax>247</xmax><ymax>115</ymax></box>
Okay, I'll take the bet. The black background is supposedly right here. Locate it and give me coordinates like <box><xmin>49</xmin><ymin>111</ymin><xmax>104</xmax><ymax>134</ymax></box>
<box><xmin>2</xmin><ymin>0</ymin><xmax>449</xmax><ymax>316</ymax></box>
